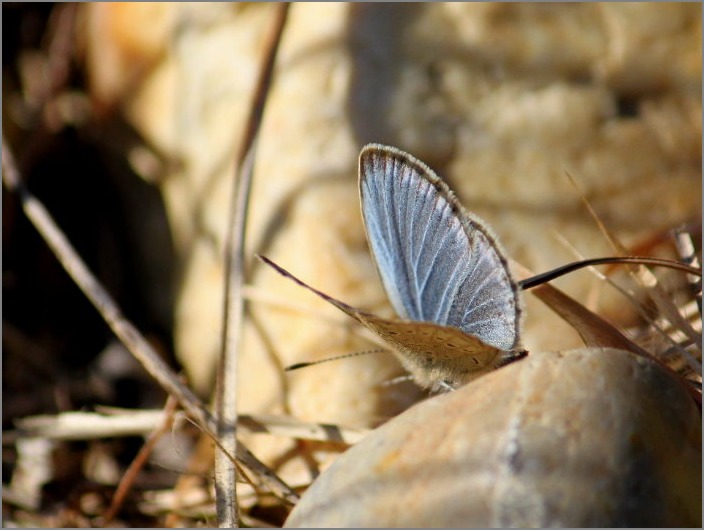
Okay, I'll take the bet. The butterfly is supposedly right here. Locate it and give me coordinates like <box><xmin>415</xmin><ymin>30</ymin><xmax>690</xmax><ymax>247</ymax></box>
<box><xmin>258</xmin><ymin>144</ymin><xmax>526</xmax><ymax>391</ymax></box>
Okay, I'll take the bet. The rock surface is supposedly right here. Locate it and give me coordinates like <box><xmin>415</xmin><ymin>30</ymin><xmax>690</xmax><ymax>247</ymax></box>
<box><xmin>285</xmin><ymin>348</ymin><xmax>701</xmax><ymax>527</ymax></box>
<box><xmin>82</xmin><ymin>3</ymin><xmax>702</xmax><ymax>485</ymax></box>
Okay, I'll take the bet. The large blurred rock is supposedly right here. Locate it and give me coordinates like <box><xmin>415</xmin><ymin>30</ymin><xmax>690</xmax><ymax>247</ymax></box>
<box><xmin>285</xmin><ymin>348</ymin><xmax>701</xmax><ymax>527</ymax></box>
<box><xmin>82</xmin><ymin>2</ymin><xmax>701</xmax><ymax>485</ymax></box>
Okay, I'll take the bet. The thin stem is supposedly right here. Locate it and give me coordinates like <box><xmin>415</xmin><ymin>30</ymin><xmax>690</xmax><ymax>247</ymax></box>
<box><xmin>519</xmin><ymin>256</ymin><xmax>701</xmax><ymax>291</ymax></box>
<box><xmin>1</xmin><ymin>139</ymin><xmax>299</xmax><ymax>508</ymax></box>
<box><xmin>216</xmin><ymin>3</ymin><xmax>291</xmax><ymax>527</ymax></box>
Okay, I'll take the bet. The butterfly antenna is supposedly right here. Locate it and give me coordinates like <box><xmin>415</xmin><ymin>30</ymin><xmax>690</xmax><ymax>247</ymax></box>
<box><xmin>285</xmin><ymin>349</ymin><xmax>387</xmax><ymax>371</ymax></box>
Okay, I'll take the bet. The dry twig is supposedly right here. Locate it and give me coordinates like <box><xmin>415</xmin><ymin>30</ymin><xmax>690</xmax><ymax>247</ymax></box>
<box><xmin>101</xmin><ymin>396</ymin><xmax>180</xmax><ymax>523</ymax></box>
<box><xmin>217</xmin><ymin>3</ymin><xmax>291</xmax><ymax>527</ymax></box>
<box><xmin>1</xmin><ymin>140</ymin><xmax>299</xmax><ymax>507</ymax></box>
<box><xmin>12</xmin><ymin>409</ymin><xmax>369</xmax><ymax>445</ymax></box>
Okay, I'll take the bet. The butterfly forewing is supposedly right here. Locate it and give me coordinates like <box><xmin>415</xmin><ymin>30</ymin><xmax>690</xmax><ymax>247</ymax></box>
<box><xmin>359</xmin><ymin>144</ymin><xmax>522</xmax><ymax>351</ymax></box>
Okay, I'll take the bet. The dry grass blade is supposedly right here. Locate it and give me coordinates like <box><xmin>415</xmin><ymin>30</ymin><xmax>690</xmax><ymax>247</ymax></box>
<box><xmin>12</xmin><ymin>410</ymin><xmax>369</xmax><ymax>445</ymax></box>
<box><xmin>634</xmin><ymin>265</ymin><xmax>702</xmax><ymax>373</ymax></box>
<box><xmin>217</xmin><ymin>3</ymin><xmax>291</xmax><ymax>527</ymax></box>
<box><xmin>565</xmin><ymin>171</ymin><xmax>702</xmax><ymax>374</ymax></box>
<box><xmin>553</xmin><ymin>234</ymin><xmax>700</xmax><ymax>367</ymax></box>
<box><xmin>236</xmin><ymin>413</ymin><xmax>368</xmax><ymax>445</ymax></box>
<box><xmin>101</xmin><ymin>396</ymin><xmax>180</xmax><ymax>524</ymax></box>
<box><xmin>673</xmin><ymin>225</ymin><xmax>702</xmax><ymax>317</ymax></box>
<box><xmin>1</xmin><ymin>140</ymin><xmax>299</xmax><ymax>506</ymax></box>
<box><xmin>513</xmin><ymin>259</ymin><xmax>701</xmax><ymax>406</ymax></box>
<box><xmin>11</xmin><ymin>410</ymin><xmax>185</xmax><ymax>441</ymax></box>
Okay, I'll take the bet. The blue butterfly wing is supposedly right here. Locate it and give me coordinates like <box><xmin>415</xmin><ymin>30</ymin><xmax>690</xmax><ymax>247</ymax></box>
<box><xmin>359</xmin><ymin>144</ymin><xmax>521</xmax><ymax>351</ymax></box>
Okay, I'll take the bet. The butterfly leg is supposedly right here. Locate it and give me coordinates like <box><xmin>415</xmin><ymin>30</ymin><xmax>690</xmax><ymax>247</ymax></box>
<box><xmin>380</xmin><ymin>374</ymin><xmax>416</xmax><ymax>387</ymax></box>
<box><xmin>433</xmin><ymin>380</ymin><xmax>456</xmax><ymax>393</ymax></box>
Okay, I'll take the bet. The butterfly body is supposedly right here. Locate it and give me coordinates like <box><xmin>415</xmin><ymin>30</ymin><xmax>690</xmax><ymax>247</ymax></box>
<box><xmin>259</xmin><ymin>144</ymin><xmax>526</xmax><ymax>391</ymax></box>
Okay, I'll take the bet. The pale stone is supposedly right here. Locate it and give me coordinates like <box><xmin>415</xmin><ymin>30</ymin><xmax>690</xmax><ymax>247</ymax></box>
<box><xmin>247</xmin><ymin>3</ymin><xmax>701</xmax><ymax>445</ymax></box>
<box><xmin>81</xmin><ymin>3</ymin><xmax>702</xmax><ymax>487</ymax></box>
<box><xmin>285</xmin><ymin>348</ymin><xmax>702</xmax><ymax>528</ymax></box>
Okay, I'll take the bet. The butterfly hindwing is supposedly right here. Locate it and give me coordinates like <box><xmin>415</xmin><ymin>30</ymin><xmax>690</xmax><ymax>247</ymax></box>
<box><xmin>257</xmin><ymin>255</ymin><xmax>507</xmax><ymax>389</ymax></box>
<box><xmin>358</xmin><ymin>313</ymin><xmax>504</xmax><ymax>389</ymax></box>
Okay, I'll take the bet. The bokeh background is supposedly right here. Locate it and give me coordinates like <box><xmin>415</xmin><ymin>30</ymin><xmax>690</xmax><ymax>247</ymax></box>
<box><xmin>3</xmin><ymin>3</ymin><xmax>701</xmax><ymax>526</ymax></box>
